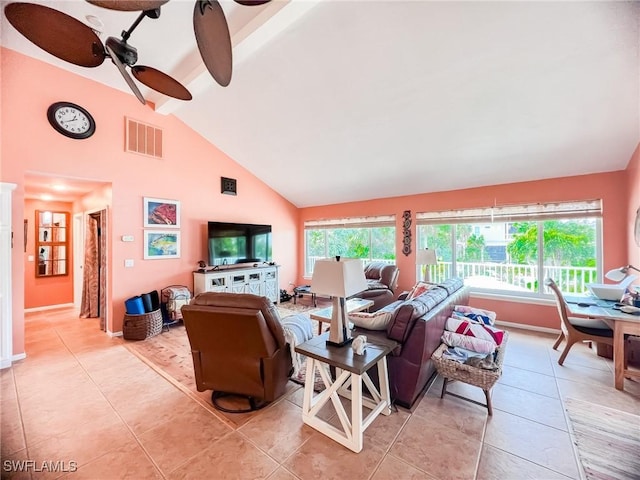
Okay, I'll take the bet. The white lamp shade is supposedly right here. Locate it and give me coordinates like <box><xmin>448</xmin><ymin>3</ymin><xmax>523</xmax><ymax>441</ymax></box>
<box><xmin>416</xmin><ymin>248</ymin><xmax>437</xmax><ymax>265</ymax></box>
<box><xmin>605</xmin><ymin>268</ymin><xmax>627</xmax><ymax>282</ymax></box>
<box><xmin>310</xmin><ymin>258</ymin><xmax>368</xmax><ymax>297</ymax></box>
<box><xmin>605</xmin><ymin>265</ymin><xmax>640</xmax><ymax>283</ymax></box>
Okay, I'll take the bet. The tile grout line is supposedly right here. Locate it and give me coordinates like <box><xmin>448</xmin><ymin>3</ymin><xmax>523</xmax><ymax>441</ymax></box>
<box><xmin>5</xmin><ymin>366</ymin><xmax>31</xmax><ymax>477</ymax></box>
<box><xmin>48</xmin><ymin>322</ymin><xmax>168</xmax><ymax>479</ymax></box>
<box><xmin>122</xmin><ymin>341</ymin><xmax>238</xmax><ymax>430</ymax></box>
<box><xmin>547</xmin><ymin>341</ymin><xmax>585</xmax><ymax>480</ymax></box>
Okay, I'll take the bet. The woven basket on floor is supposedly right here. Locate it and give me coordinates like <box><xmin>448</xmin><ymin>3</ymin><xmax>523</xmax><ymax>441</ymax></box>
<box><xmin>123</xmin><ymin>309</ymin><xmax>163</xmax><ymax>341</ymax></box>
<box><xmin>431</xmin><ymin>331</ymin><xmax>509</xmax><ymax>390</ymax></box>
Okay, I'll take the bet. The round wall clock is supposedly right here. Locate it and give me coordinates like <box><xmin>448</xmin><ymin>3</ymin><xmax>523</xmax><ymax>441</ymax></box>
<box><xmin>46</xmin><ymin>102</ymin><xmax>96</xmax><ymax>139</ymax></box>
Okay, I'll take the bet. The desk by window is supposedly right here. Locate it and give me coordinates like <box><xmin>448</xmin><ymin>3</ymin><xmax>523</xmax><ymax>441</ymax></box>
<box><xmin>566</xmin><ymin>302</ymin><xmax>640</xmax><ymax>390</ymax></box>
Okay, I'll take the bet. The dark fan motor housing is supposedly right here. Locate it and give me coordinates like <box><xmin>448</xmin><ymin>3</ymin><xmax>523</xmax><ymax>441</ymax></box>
<box><xmin>105</xmin><ymin>37</ymin><xmax>138</xmax><ymax>66</ymax></box>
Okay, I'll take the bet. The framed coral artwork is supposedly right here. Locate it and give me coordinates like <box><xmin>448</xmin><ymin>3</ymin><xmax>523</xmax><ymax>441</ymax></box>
<box><xmin>143</xmin><ymin>197</ymin><xmax>180</xmax><ymax>228</ymax></box>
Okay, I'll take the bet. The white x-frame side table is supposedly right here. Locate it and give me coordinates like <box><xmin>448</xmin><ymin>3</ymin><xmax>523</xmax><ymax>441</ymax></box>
<box><xmin>294</xmin><ymin>333</ymin><xmax>398</xmax><ymax>453</ymax></box>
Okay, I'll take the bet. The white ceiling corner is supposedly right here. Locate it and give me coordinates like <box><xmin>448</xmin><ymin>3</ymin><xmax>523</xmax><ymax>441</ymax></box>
<box><xmin>2</xmin><ymin>0</ymin><xmax>639</xmax><ymax>206</ymax></box>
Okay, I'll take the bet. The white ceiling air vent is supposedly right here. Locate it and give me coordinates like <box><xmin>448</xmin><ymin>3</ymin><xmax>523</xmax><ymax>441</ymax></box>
<box><xmin>125</xmin><ymin>117</ymin><xmax>163</xmax><ymax>158</ymax></box>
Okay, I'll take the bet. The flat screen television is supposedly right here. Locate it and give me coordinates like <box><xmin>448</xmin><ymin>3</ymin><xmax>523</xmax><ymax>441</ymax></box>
<box><xmin>208</xmin><ymin>221</ymin><xmax>272</xmax><ymax>267</ymax></box>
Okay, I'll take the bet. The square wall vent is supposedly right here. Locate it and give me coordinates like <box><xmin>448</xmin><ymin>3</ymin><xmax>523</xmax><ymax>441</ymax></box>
<box><xmin>125</xmin><ymin>117</ymin><xmax>163</xmax><ymax>158</ymax></box>
<box><xmin>221</xmin><ymin>177</ymin><xmax>237</xmax><ymax>195</ymax></box>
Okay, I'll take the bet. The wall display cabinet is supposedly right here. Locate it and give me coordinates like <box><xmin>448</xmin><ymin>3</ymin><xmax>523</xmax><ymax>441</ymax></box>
<box><xmin>193</xmin><ymin>265</ymin><xmax>279</xmax><ymax>303</ymax></box>
<box><xmin>36</xmin><ymin>210</ymin><xmax>69</xmax><ymax>277</ymax></box>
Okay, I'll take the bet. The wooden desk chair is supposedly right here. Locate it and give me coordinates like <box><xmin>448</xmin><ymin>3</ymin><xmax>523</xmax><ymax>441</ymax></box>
<box><xmin>545</xmin><ymin>278</ymin><xmax>615</xmax><ymax>366</ymax></box>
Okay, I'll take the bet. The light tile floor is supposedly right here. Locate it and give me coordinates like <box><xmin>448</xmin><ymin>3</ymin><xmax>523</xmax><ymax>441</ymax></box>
<box><xmin>2</xmin><ymin>307</ymin><xmax>639</xmax><ymax>479</ymax></box>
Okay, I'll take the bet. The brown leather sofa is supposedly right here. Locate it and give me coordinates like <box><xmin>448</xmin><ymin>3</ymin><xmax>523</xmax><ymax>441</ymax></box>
<box><xmin>354</xmin><ymin>278</ymin><xmax>469</xmax><ymax>409</ymax></box>
<box><xmin>356</xmin><ymin>262</ymin><xmax>400</xmax><ymax>311</ymax></box>
<box><xmin>181</xmin><ymin>292</ymin><xmax>292</xmax><ymax>412</ymax></box>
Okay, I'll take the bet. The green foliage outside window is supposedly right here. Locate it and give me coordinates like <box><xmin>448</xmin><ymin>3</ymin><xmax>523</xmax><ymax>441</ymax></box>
<box><xmin>508</xmin><ymin>220</ymin><xmax>596</xmax><ymax>267</ymax></box>
<box><xmin>417</xmin><ymin>217</ymin><xmax>598</xmax><ymax>294</ymax></box>
<box><xmin>304</xmin><ymin>226</ymin><xmax>396</xmax><ymax>274</ymax></box>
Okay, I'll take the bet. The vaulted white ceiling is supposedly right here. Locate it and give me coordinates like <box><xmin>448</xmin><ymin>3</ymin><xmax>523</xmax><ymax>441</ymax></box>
<box><xmin>2</xmin><ymin>1</ymin><xmax>639</xmax><ymax>207</ymax></box>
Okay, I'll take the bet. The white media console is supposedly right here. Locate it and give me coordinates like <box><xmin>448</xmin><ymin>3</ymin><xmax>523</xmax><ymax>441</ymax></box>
<box><xmin>193</xmin><ymin>265</ymin><xmax>280</xmax><ymax>304</ymax></box>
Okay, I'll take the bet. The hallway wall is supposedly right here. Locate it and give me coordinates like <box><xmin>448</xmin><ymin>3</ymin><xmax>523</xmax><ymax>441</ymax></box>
<box><xmin>1</xmin><ymin>48</ymin><xmax>299</xmax><ymax>355</ymax></box>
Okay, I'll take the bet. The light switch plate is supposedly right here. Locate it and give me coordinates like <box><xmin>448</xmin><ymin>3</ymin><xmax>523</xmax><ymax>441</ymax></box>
<box><xmin>121</xmin><ymin>235</ymin><xmax>134</xmax><ymax>242</ymax></box>
<box><xmin>124</xmin><ymin>259</ymin><xmax>134</xmax><ymax>267</ymax></box>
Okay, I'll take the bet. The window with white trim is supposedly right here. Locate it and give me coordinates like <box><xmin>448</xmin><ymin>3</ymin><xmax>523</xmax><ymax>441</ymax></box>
<box><xmin>416</xmin><ymin>200</ymin><xmax>602</xmax><ymax>295</ymax></box>
<box><xmin>304</xmin><ymin>215</ymin><xmax>396</xmax><ymax>276</ymax></box>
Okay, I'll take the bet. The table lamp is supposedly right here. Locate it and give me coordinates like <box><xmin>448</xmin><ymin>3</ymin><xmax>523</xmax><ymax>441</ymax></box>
<box><xmin>416</xmin><ymin>248</ymin><xmax>437</xmax><ymax>282</ymax></box>
<box><xmin>311</xmin><ymin>257</ymin><xmax>368</xmax><ymax>347</ymax></box>
<box><xmin>604</xmin><ymin>265</ymin><xmax>640</xmax><ymax>282</ymax></box>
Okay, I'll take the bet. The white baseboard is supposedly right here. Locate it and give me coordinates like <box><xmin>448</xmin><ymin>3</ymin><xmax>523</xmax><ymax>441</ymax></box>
<box><xmin>108</xmin><ymin>331</ymin><xmax>123</xmax><ymax>338</ymax></box>
<box><xmin>495</xmin><ymin>320</ymin><xmax>560</xmax><ymax>335</ymax></box>
<box><xmin>1</xmin><ymin>353</ymin><xmax>27</xmax><ymax>369</ymax></box>
<box><xmin>25</xmin><ymin>303</ymin><xmax>75</xmax><ymax>313</ymax></box>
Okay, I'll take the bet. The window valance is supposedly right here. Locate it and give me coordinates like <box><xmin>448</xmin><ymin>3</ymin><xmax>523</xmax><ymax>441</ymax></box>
<box><xmin>416</xmin><ymin>200</ymin><xmax>602</xmax><ymax>225</ymax></box>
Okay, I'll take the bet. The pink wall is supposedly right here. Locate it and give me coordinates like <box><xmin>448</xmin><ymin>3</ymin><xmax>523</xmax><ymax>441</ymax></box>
<box><xmin>2</xmin><ymin>47</ymin><xmax>638</xmax><ymax>356</ymax></box>
<box><xmin>299</xmin><ymin>170</ymin><xmax>631</xmax><ymax>329</ymax></box>
<box><xmin>625</xmin><ymin>144</ymin><xmax>640</xmax><ymax>284</ymax></box>
<box><xmin>24</xmin><ymin>199</ymin><xmax>74</xmax><ymax>309</ymax></box>
<box><xmin>1</xmin><ymin>48</ymin><xmax>298</xmax><ymax>354</ymax></box>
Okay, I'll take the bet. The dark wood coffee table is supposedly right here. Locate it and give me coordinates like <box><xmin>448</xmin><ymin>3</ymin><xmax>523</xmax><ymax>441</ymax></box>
<box><xmin>294</xmin><ymin>332</ymin><xmax>398</xmax><ymax>452</ymax></box>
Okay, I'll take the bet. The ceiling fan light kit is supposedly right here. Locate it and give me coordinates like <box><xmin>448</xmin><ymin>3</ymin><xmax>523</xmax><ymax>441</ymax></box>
<box><xmin>5</xmin><ymin>0</ymin><xmax>271</xmax><ymax>104</ymax></box>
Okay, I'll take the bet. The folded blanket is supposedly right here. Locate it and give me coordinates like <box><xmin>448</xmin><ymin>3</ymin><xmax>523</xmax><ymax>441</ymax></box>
<box><xmin>453</xmin><ymin>305</ymin><xmax>496</xmax><ymax>325</ymax></box>
<box><xmin>281</xmin><ymin>314</ymin><xmax>314</xmax><ymax>376</ymax></box>
<box><xmin>441</xmin><ymin>330</ymin><xmax>496</xmax><ymax>354</ymax></box>
<box><xmin>446</xmin><ymin>317</ymin><xmax>505</xmax><ymax>346</ymax></box>
<box><xmin>441</xmin><ymin>346</ymin><xmax>486</xmax><ymax>363</ymax></box>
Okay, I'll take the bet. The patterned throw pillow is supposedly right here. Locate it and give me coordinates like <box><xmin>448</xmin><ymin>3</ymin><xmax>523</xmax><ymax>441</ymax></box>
<box><xmin>453</xmin><ymin>305</ymin><xmax>497</xmax><ymax>325</ymax></box>
<box><xmin>406</xmin><ymin>281</ymin><xmax>435</xmax><ymax>300</ymax></box>
<box><xmin>445</xmin><ymin>317</ymin><xmax>505</xmax><ymax>346</ymax></box>
<box><xmin>349</xmin><ymin>310</ymin><xmax>393</xmax><ymax>330</ymax></box>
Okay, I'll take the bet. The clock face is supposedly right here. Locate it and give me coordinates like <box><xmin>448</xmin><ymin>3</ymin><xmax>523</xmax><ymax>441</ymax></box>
<box><xmin>47</xmin><ymin>102</ymin><xmax>96</xmax><ymax>139</ymax></box>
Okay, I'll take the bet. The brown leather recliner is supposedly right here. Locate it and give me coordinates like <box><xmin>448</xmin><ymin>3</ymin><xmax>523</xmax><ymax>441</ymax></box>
<box><xmin>181</xmin><ymin>292</ymin><xmax>292</xmax><ymax>412</ymax></box>
<box><xmin>355</xmin><ymin>262</ymin><xmax>400</xmax><ymax>311</ymax></box>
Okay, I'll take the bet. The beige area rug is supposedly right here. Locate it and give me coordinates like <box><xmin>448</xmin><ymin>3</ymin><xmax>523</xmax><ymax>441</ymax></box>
<box><xmin>564</xmin><ymin>398</ymin><xmax>640</xmax><ymax>480</ymax></box>
<box><xmin>123</xmin><ymin>301</ymin><xmax>327</xmax><ymax>428</ymax></box>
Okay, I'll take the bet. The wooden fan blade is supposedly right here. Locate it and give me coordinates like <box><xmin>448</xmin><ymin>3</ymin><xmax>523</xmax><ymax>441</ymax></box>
<box><xmin>4</xmin><ymin>2</ymin><xmax>105</xmax><ymax>67</ymax></box>
<box><xmin>234</xmin><ymin>0</ymin><xmax>271</xmax><ymax>5</ymax></box>
<box><xmin>193</xmin><ymin>0</ymin><xmax>232</xmax><ymax>87</ymax></box>
<box><xmin>86</xmin><ymin>0</ymin><xmax>168</xmax><ymax>11</ymax></box>
<box><xmin>132</xmin><ymin>66</ymin><xmax>192</xmax><ymax>101</ymax></box>
<box><xmin>105</xmin><ymin>44</ymin><xmax>146</xmax><ymax>105</ymax></box>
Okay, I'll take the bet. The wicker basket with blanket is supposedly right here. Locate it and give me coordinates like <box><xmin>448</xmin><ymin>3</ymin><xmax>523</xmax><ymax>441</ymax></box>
<box><xmin>123</xmin><ymin>309</ymin><xmax>163</xmax><ymax>340</ymax></box>
<box><xmin>431</xmin><ymin>331</ymin><xmax>509</xmax><ymax>415</ymax></box>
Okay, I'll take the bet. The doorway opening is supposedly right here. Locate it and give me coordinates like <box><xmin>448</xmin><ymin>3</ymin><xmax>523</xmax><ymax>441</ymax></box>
<box><xmin>79</xmin><ymin>208</ymin><xmax>108</xmax><ymax>331</ymax></box>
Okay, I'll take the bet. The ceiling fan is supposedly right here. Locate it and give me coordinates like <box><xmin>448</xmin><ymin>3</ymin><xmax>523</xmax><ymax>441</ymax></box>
<box><xmin>4</xmin><ymin>0</ymin><xmax>271</xmax><ymax>105</ymax></box>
